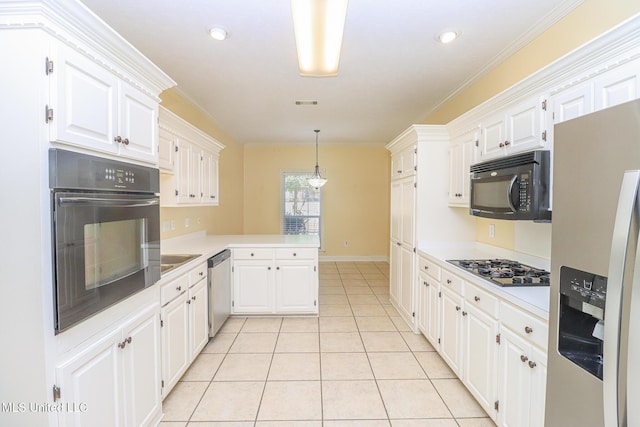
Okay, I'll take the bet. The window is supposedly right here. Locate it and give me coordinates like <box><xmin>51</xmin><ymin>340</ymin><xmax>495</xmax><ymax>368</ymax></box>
<box><xmin>282</xmin><ymin>171</ymin><xmax>322</xmax><ymax>244</ymax></box>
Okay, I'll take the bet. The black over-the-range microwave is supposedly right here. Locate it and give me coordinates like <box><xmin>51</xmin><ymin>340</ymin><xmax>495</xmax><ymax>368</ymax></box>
<box><xmin>469</xmin><ymin>150</ymin><xmax>551</xmax><ymax>222</ymax></box>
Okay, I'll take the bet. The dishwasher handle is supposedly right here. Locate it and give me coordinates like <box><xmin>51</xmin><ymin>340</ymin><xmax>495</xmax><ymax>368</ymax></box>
<box><xmin>208</xmin><ymin>249</ymin><xmax>231</xmax><ymax>268</ymax></box>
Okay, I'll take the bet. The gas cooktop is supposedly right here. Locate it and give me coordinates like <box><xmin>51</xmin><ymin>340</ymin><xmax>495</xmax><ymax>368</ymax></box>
<box><xmin>447</xmin><ymin>259</ymin><xmax>550</xmax><ymax>287</ymax></box>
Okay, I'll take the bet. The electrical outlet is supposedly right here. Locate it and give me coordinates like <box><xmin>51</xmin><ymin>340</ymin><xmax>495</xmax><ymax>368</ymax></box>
<box><xmin>163</xmin><ymin>220</ymin><xmax>170</xmax><ymax>232</ymax></box>
<box><xmin>344</xmin><ymin>240</ymin><xmax>349</xmax><ymax>247</ymax></box>
<box><xmin>170</xmin><ymin>220</ymin><xmax>176</xmax><ymax>231</ymax></box>
<box><xmin>185</xmin><ymin>218</ymin><xmax>190</xmax><ymax>228</ymax></box>
<box><xmin>489</xmin><ymin>224</ymin><xmax>495</xmax><ymax>238</ymax></box>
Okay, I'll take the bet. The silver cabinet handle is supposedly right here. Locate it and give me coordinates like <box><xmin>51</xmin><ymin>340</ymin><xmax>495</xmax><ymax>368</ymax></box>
<box><xmin>446</xmin><ymin>279</ymin><xmax>452</xmax><ymax>284</ymax></box>
<box><xmin>114</xmin><ymin>136</ymin><xmax>122</xmax><ymax>143</ymax></box>
<box><xmin>524</xmin><ymin>326</ymin><xmax>533</xmax><ymax>334</ymax></box>
<box><xmin>528</xmin><ymin>361</ymin><xmax>536</xmax><ymax>369</ymax></box>
<box><xmin>504</xmin><ymin>140</ymin><xmax>510</xmax><ymax>146</ymax></box>
<box><xmin>474</xmin><ymin>296</ymin><xmax>480</xmax><ymax>302</ymax></box>
<box><xmin>176</xmin><ymin>286</ymin><xmax>182</xmax><ymax>291</ymax></box>
<box><xmin>123</xmin><ymin>138</ymin><xmax>129</xmax><ymax>146</ymax></box>
<box><xmin>455</xmin><ymin>306</ymin><xmax>461</xmax><ymax>311</ymax></box>
<box><xmin>462</xmin><ymin>311</ymin><xmax>467</xmax><ymax>316</ymax></box>
<box><xmin>520</xmin><ymin>355</ymin><xmax>528</xmax><ymax>363</ymax></box>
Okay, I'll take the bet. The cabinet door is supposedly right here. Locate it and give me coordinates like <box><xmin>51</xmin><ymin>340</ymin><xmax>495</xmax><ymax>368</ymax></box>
<box><xmin>498</xmin><ymin>327</ymin><xmax>532</xmax><ymax>427</ymax></box>
<box><xmin>506</xmin><ymin>95</ymin><xmax>545</xmax><ymax>153</ymax></box>
<box><xmin>448</xmin><ymin>142</ymin><xmax>463</xmax><ymax>205</ymax></box>
<box><xmin>417</xmin><ymin>272</ymin><xmax>429</xmax><ymax>334</ymax></box>
<box><xmin>51</xmin><ymin>44</ymin><xmax>118</xmax><ymax>153</ymax></box>
<box><xmin>175</xmin><ymin>140</ymin><xmax>193</xmax><ymax>204</ymax></box>
<box><xmin>389</xmin><ymin>242</ymin><xmax>401</xmax><ymax>305</ymax></box>
<box><xmin>551</xmin><ymin>83</ymin><xmax>593</xmax><ymax>125</ymax></box>
<box><xmin>233</xmin><ymin>261</ymin><xmax>274</xmax><ymax>313</ymax></box>
<box><xmin>161</xmin><ymin>292</ymin><xmax>190</xmax><ymax>397</ymax></box>
<box><xmin>480</xmin><ymin>113</ymin><xmax>506</xmax><ymax>161</ymax></box>
<box><xmin>426</xmin><ymin>278</ymin><xmax>440</xmax><ymax>349</ymax></box>
<box><xmin>56</xmin><ymin>328</ymin><xmax>124</xmax><ymax>427</ymax></box>
<box><xmin>529</xmin><ymin>346</ymin><xmax>547</xmax><ymax>427</ymax></box>
<box><xmin>275</xmin><ymin>260</ymin><xmax>317</xmax><ymax>313</ymax></box>
<box><xmin>464</xmin><ymin>304</ymin><xmax>498</xmax><ymax>420</ymax></box>
<box><xmin>118</xmin><ymin>82</ymin><xmax>158</xmax><ymax>163</ymax></box>
<box><xmin>122</xmin><ymin>305</ymin><xmax>162</xmax><ymax>427</ymax></box>
<box><xmin>594</xmin><ymin>57</ymin><xmax>640</xmax><ymax>111</ymax></box>
<box><xmin>159</xmin><ymin>131</ymin><xmax>176</xmax><ymax>173</ymax></box>
<box><xmin>201</xmin><ymin>149</ymin><xmax>219</xmax><ymax>205</ymax></box>
<box><xmin>400</xmin><ymin>176</ymin><xmax>415</xmax><ymax>247</ymax></box>
<box><xmin>440</xmin><ymin>287</ymin><xmax>464</xmax><ymax>376</ymax></box>
<box><xmin>398</xmin><ymin>245</ymin><xmax>414</xmax><ymax>322</ymax></box>
<box><xmin>390</xmin><ymin>179</ymin><xmax>402</xmax><ymax>242</ymax></box>
<box><xmin>189</xmin><ymin>279</ymin><xmax>209</xmax><ymax>358</ymax></box>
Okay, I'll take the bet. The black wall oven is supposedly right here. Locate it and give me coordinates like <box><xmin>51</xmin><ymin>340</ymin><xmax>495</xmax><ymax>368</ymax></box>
<box><xmin>50</xmin><ymin>149</ymin><xmax>161</xmax><ymax>333</ymax></box>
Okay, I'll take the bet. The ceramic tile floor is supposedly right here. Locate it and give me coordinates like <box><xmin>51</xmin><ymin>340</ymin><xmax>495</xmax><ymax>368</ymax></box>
<box><xmin>159</xmin><ymin>261</ymin><xmax>497</xmax><ymax>427</ymax></box>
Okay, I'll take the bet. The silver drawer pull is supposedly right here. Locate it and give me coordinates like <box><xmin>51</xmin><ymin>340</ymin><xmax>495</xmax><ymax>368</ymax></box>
<box><xmin>176</xmin><ymin>286</ymin><xmax>182</xmax><ymax>291</ymax></box>
<box><xmin>446</xmin><ymin>279</ymin><xmax>452</xmax><ymax>284</ymax></box>
<box><xmin>528</xmin><ymin>361</ymin><xmax>537</xmax><ymax>369</ymax></box>
<box><xmin>520</xmin><ymin>355</ymin><xmax>528</xmax><ymax>363</ymax></box>
<box><xmin>474</xmin><ymin>296</ymin><xmax>480</xmax><ymax>302</ymax></box>
<box><xmin>524</xmin><ymin>326</ymin><xmax>533</xmax><ymax>334</ymax></box>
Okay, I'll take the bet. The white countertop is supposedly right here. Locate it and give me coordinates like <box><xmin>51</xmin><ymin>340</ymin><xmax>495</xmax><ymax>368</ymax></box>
<box><xmin>417</xmin><ymin>241</ymin><xmax>550</xmax><ymax>319</ymax></box>
<box><xmin>159</xmin><ymin>231</ymin><xmax>320</xmax><ymax>282</ymax></box>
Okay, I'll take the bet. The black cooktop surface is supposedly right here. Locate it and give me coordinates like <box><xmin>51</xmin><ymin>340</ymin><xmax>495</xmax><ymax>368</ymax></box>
<box><xmin>447</xmin><ymin>259</ymin><xmax>550</xmax><ymax>287</ymax></box>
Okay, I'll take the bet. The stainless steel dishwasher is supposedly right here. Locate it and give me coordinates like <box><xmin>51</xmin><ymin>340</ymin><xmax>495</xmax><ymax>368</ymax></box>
<box><xmin>208</xmin><ymin>249</ymin><xmax>231</xmax><ymax>337</ymax></box>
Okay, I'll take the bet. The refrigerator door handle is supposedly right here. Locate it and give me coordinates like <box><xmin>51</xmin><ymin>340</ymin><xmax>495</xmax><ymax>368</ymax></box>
<box><xmin>604</xmin><ymin>170</ymin><xmax>640</xmax><ymax>427</ymax></box>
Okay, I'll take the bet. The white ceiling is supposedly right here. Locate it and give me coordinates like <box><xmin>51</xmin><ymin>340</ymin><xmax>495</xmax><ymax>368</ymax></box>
<box><xmin>80</xmin><ymin>0</ymin><xmax>580</xmax><ymax>146</ymax></box>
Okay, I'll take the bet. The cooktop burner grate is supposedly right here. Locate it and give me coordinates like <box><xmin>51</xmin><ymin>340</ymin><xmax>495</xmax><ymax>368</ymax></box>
<box><xmin>446</xmin><ymin>259</ymin><xmax>550</xmax><ymax>287</ymax></box>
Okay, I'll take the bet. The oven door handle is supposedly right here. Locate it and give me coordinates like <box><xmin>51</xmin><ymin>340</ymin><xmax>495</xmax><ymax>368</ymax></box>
<box><xmin>507</xmin><ymin>175</ymin><xmax>519</xmax><ymax>213</ymax></box>
<box><xmin>58</xmin><ymin>197</ymin><xmax>159</xmax><ymax>208</ymax></box>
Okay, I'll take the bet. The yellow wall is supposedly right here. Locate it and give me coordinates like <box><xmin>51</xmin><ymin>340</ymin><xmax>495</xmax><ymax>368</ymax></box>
<box><xmin>244</xmin><ymin>145</ymin><xmax>390</xmax><ymax>258</ymax></box>
<box><xmin>424</xmin><ymin>0</ymin><xmax>640</xmax><ymax>125</ymax></box>
<box><xmin>423</xmin><ymin>0</ymin><xmax>640</xmax><ymax>251</ymax></box>
<box><xmin>159</xmin><ymin>88</ymin><xmax>245</xmax><ymax>239</ymax></box>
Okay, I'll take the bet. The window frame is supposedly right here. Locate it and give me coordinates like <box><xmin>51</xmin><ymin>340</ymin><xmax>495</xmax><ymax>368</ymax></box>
<box><xmin>280</xmin><ymin>169</ymin><xmax>324</xmax><ymax>251</ymax></box>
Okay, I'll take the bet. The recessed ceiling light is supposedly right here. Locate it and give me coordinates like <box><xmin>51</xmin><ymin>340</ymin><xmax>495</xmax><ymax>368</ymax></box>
<box><xmin>437</xmin><ymin>31</ymin><xmax>458</xmax><ymax>44</ymax></box>
<box><xmin>209</xmin><ymin>27</ymin><xmax>228</xmax><ymax>41</ymax></box>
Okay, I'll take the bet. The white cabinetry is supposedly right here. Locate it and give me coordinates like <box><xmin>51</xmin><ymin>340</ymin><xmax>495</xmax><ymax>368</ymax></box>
<box><xmin>497</xmin><ymin>302</ymin><xmax>548</xmax><ymax>427</ymax></box>
<box><xmin>439</xmin><ymin>270</ymin><xmax>465</xmax><ymax>376</ymax></box>
<box><xmin>159</xmin><ymin>106</ymin><xmax>224</xmax><ymax>206</ymax></box>
<box><xmin>479</xmin><ymin>95</ymin><xmax>547</xmax><ymax>161</ymax></box>
<box><xmin>55</xmin><ymin>304</ymin><xmax>162</xmax><ymax>427</ymax></box>
<box><xmin>388</xmin><ymin>143</ymin><xmax>416</xmax><ymax>327</ymax></box>
<box><xmin>463</xmin><ymin>282</ymin><xmax>499</xmax><ymax>420</ymax></box>
<box><xmin>232</xmin><ymin>247</ymin><xmax>318</xmax><ymax>315</ymax></box>
<box><xmin>448</xmin><ymin>127</ymin><xmax>478</xmax><ymax>207</ymax></box>
<box><xmin>50</xmin><ymin>43</ymin><xmax>159</xmax><ymax>164</ymax></box>
<box><xmin>160</xmin><ymin>262</ymin><xmax>209</xmax><ymax>397</ymax></box>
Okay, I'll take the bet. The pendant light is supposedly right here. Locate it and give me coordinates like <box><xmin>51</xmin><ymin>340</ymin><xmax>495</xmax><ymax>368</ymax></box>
<box><xmin>308</xmin><ymin>129</ymin><xmax>327</xmax><ymax>189</ymax></box>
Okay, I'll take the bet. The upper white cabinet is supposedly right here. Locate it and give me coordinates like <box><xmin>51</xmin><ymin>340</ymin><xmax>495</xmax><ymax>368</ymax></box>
<box><xmin>390</xmin><ymin>145</ymin><xmax>416</xmax><ymax>178</ymax></box>
<box><xmin>448</xmin><ymin>127</ymin><xmax>478</xmax><ymax>207</ymax></box>
<box><xmin>49</xmin><ymin>43</ymin><xmax>164</xmax><ymax>165</ymax></box>
<box><xmin>159</xmin><ymin>106</ymin><xmax>224</xmax><ymax>206</ymax></box>
<box><xmin>479</xmin><ymin>95</ymin><xmax>547</xmax><ymax>162</ymax></box>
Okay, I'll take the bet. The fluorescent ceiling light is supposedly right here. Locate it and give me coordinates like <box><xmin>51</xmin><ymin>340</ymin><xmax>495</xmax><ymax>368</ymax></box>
<box><xmin>291</xmin><ymin>0</ymin><xmax>348</xmax><ymax>77</ymax></box>
<box><xmin>209</xmin><ymin>27</ymin><xmax>228</xmax><ymax>41</ymax></box>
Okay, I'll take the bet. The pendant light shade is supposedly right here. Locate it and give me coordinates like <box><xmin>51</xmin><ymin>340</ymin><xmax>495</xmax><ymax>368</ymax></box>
<box><xmin>308</xmin><ymin>130</ymin><xmax>327</xmax><ymax>189</ymax></box>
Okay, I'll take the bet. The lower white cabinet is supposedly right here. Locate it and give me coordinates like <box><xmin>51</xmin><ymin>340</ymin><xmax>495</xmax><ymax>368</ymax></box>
<box><xmin>232</xmin><ymin>247</ymin><xmax>318</xmax><ymax>315</ymax></box>
<box><xmin>160</xmin><ymin>263</ymin><xmax>209</xmax><ymax>397</ymax></box>
<box><xmin>55</xmin><ymin>303</ymin><xmax>162</xmax><ymax>427</ymax></box>
<box><xmin>464</xmin><ymin>303</ymin><xmax>499</xmax><ymax>419</ymax></box>
<box><xmin>416</xmin><ymin>255</ymin><xmax>548</xmax><ymax>426</ymax></box>
<box><xmin>439</xmin><ymin>285</ymin><xmax>465</xmax><ymax>376</ymax></box>
<box><xmin>497</xmin><ymin>307</ymin><xmax>548</xmax><ymax>427</ymax></box>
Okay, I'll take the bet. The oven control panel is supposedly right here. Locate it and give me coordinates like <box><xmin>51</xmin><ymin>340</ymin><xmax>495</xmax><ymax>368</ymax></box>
<box><xmin>50</xmin><ymin>149</ymin><xmax>159</xmax><ymax>193</ymax></box>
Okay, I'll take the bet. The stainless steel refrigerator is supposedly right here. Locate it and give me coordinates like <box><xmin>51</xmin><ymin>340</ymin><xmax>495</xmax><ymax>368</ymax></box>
<box><xmin>546</xmin><ymin>98</ymin><xmax>640</xmax><ymax>426</ymax></box>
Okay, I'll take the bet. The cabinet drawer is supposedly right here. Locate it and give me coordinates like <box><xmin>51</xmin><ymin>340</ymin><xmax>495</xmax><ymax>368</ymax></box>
<box><xmin>441</xmin><ymin>269</ymin><xmax>464</xmax><ymax>294</ymax></box>
<box><xmin>189</xmin><ymin>263</ymin><xmax>207</xmax><ymax>286</ymax></box>
<box><xmin>160</xmin><ymin>275</ymin><xmax>189</xmax><ymax>306</ymax></box>
<box><xmin>275</xmin><ymin>248</ymin><xmax>317</xmax><ymax>260</ymax></box>
<box><xmin>233</xmin><ymin>248</ymin><xmax>274</xmax><ymax>260</ymax></box>
<box><xmin>501</xmin><ymin>302</ymin><xmax>548</xmax><ymax>349</ymax></box>
<box><xmin>418</xmin><ymin>257</ymin><xmax>441</xmax><ymax>281</ymax></box>
<box><xmin>464</xmin><ymin>282</ymin><xmax>499</xmax><ymax>318</ymax></box>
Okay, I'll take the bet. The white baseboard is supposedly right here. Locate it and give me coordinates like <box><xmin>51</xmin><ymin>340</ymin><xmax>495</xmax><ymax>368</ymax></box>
<box><xmin>319</xmin><ymin>255</ymin><xmax>390</xmax><ymax>263</ymax></box>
